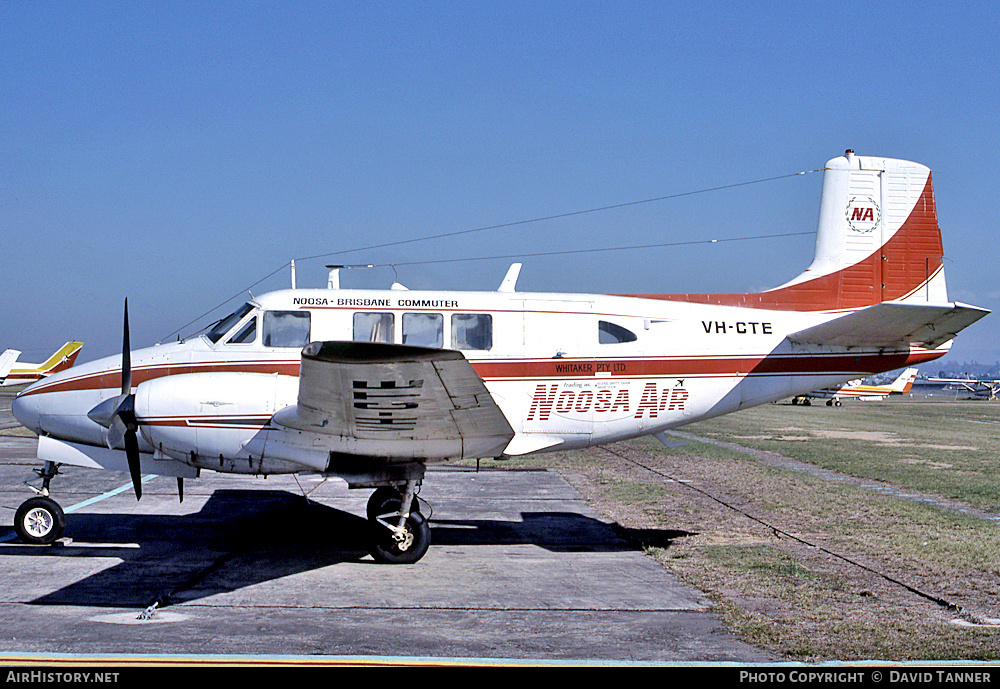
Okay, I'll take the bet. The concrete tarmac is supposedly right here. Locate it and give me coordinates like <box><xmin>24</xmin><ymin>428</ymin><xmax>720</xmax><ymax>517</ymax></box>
<box><xmin>0</xmin><ymin>431</ymin><xmax>772</xmax><ymax>665</ymax></box>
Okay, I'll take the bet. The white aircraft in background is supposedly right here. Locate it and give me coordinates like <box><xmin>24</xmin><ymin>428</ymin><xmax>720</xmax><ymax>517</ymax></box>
<box><xmin>925</xmin><ymin>376</ymin><xmax>1000</xmax><ymax>400</ymax></box>
<box><xmin>0</xmin><ymin>343</ymin><xmax>83</xmax><ymax>387</ymax></box>
<box><xmin>791</xmin><ymin>367</ymin><xmax>918</xmax><ymax>406</ymax></box>
<box><xmin>10</xmin><ymin>151</ymin><xmax>989</xmax><ymax>564</ymax></box>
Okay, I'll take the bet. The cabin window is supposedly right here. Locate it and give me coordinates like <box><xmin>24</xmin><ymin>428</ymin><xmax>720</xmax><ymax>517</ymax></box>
<box><xmin>402</xmin><ymin>313</ymin><xmax>443</xmax><ymax>348</ymax></box>
<box><xmin>353</xmin><ymin>312</ymin><xmax>394</xmax><ymax>343</ymax></box>
<box><xmin>452</xmin><ymin>313</ymin><xmax>492</xmax><ymax>350</ymax></box>
<box><xmin>263</xmin><ymin>311</ymin><xmax>311</xmax><ymax>348</ymax></box>
<box><xmin>227</xmin><ymin>317</ymin><xmax>257</xmax><ymax>344</ymax></box>
<box><xmin>599</xmin><ymin>320</ymin><xmax>637</xmax><ymax>344</ymax></box>
<box><xmin>206</xmin><ymin>303</ymin><xmax>254</xmax><ymax>344</ymax></box>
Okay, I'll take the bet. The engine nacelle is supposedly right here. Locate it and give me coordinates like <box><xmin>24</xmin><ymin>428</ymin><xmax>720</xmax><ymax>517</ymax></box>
<box><xmin>135</xmin><ymin>372</ymin><xmax>303</xmax><ymax>473</ymax></box>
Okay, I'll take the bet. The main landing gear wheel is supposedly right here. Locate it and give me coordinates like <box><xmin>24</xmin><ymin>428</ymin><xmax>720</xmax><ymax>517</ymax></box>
<box><xmin>367</xmin><ymin>487</ymin><xmax>430</xmax><ymax>565</ymax></box>
<box><xmin>14</xmin><ymin>496</ymin><xmax>66</xmax><ymax>545</ymax></box>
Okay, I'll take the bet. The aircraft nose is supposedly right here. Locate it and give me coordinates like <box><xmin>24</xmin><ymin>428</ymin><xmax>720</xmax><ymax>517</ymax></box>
<box><xmin>12</xmin><ymin>391</ymin><xmax>41</xmax><ymax>434</ymax></box>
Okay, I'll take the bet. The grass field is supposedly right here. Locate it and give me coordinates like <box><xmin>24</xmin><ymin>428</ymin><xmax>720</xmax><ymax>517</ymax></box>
<box><xmin>690</xmin><ymin>398</ymin><xmax>1000</xmax><ymax>512</ymax></box>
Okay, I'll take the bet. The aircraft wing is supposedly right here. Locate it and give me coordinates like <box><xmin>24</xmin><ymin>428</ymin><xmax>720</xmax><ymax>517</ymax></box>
<box><xmin>788</xmin><ymin>302</ymin><xmax>990</xmax><ymax>349</ymax></box>
<box><xmin>927</xmin><ymin>378</ymin><xmax>999</xmax><ymax>390</ymax></box>
<box><xmin>272</xmin><ymin>341</ymin><xmax>514</xmax><ymax>461</ymax></box>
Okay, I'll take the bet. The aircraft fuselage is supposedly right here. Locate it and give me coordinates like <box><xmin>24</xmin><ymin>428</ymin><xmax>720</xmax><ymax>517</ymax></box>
<box><xmin>14</xmin><ymin>286</ymin><xmax>941</xmax><ymax>476</ymax></box>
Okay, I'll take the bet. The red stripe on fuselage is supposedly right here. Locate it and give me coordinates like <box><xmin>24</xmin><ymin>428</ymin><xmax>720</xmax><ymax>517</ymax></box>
<box><xmin>18</xmin><ymin>349</ymin><xmax>944</xmax><ymax>397</ymax></box>
<box><xmin>472</xmin><ymin>349</ymin><xmax>941</xmax><ymax>380</ymax></box>
<box><xmin>18</xmin><ymin>361</ymin><xmax>302</xmax><ymax>397</ymax></box>
<box><xmin>139</xmin><ymin>414</ymin><xmax>274</xmax><ymax>429</ymax></box>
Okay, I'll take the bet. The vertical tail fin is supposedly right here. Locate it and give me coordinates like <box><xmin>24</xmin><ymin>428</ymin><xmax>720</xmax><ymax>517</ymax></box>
<box><xmin>647</xmin><ymin>151</ymin><xmax>949</xmax><ymax>312</ymax></box>
<box><xmin>0</xmin><ymin>349</ymin><xmax>21</xmax><ymax>381</ymax></box>
<box><xmin>772</xmin><ymin>150</ymin><xmax>946</xmax><ymax>309</ymax></box>
<box><xmin>890</xmin><ymin>368</ymin><xmax>919</xmax><ymax>393</ymax></box>
<box><xmin>44</xmin><ymin>342</ymin><xmax>84</xmax><ymax>374</ymax></box>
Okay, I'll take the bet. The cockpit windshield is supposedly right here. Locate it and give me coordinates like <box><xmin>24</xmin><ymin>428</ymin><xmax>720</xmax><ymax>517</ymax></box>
<box><xmin>205</xmin><ymin>303</ymin><xmax>254</xmax><ymax>344</ymax></box>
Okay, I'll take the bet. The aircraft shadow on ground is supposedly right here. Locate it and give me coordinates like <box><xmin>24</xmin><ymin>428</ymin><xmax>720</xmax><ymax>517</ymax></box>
<box><xmin>1</xmin><ymin>489</ymin><xmax>693</xmax><ymax>609</ymax></box>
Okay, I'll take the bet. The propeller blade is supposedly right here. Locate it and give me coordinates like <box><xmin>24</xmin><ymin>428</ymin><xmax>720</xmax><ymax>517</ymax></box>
<box><xmin>115</xmin><ymin>297</ymin><xmax>141</xmax><ymax>500</ymax></box>
<box><xmin>124</xmin><ymin>429</ymin><xmax>142</xmax><ymax>500</ymax></box>
<box><xmin>121</xmin><ymin>298</ymin><xmax>132</xmax><ymax>396</ymax></box>
<box><xmin>107</xmin><ymin>414</ymin><xmax>126</xmax><ymax>450</ymax></box>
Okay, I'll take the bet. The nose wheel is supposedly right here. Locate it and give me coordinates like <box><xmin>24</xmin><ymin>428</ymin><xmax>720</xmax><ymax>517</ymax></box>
<box><xmin>14</xmin><ymin>461</ymin><xmax>66</xmax><ymax>544</ymax></box>
<box><xmin>366</xmin><ymin>482</ymin><xmax>431</xmax><ymax>564</ymax></box>
<box><xmin>14</xmin><ymin>496</ymin><xmax>66</xmax><ymax>545</ymax></box>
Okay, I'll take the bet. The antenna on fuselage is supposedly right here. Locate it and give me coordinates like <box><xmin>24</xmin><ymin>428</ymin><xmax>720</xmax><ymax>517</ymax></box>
<box><xmin>326</xmin><ymin>264</ymin><xmax>375</xmax><ymax>289</ymax></box>
<box><xmin>498</xmin><ymin>263</ymin><xmax>522</xmax><ymax>292</ymax></box>
<box><xmin>389</xmin><ymin>264</ymin><xmax>408</xmax><ymax>290</ymax></box>
<box><xmin>290</xmin><ymin>260</ymin><xmax>296</xmax><ymax>289</ymax></box>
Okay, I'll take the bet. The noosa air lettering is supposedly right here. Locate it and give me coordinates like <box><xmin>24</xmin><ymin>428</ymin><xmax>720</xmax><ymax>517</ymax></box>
<box><xmin>634</xmin><ymin>382</ymin><xmax>689</xmax><ymax>418</ymax></box>
<box><xmin>526</xmin><ymin>382</ymin><xmax>688</xmax><ymax>421</ymax></box>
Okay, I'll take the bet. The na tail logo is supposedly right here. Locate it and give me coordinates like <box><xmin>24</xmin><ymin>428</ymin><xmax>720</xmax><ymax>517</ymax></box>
<box><xmin>846</xmin><ymin>196</ymin><xmax>880</xmax><ymax>233</ymax></box>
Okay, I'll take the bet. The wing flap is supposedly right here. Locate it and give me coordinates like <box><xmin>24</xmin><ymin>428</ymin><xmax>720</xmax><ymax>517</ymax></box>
<box><xmin>273</xmin><ymin>342</ymin><xmax>514</xmax><ymax>461</ymax></box>
<box><xmin>502</xmin><ymin>433</ymin><xmax>564</xmax><ymax>455</ymax></box>
<box><xmin>788</xmin><ymin>301</ymin><xmax>989</xmax><ymax>349</ymax></box>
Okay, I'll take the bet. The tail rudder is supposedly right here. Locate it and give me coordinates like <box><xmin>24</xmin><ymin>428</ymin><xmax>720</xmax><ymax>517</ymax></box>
<box><xmin>771</xmin><ymin>151</ymin><xmax>946</xmax><ymax>310</ymax></box>
<box><xmin>890</xmin><ymin>367</ymin><xmax>919</xmax><ymax>394</ymax></box>
<box><xmin>640</xmin><ymin>151</ymin><xmax>950</xmax><ymax>313</ymax></box>
<box><xmin>39</xmin><ymin>342</ymin><xmax>83</xmax><ymax>375</ymax></box>
<box><xmin>0</xmin><ymin>349</ymin><xmax>21</xmax><ymax>381</ymax></box>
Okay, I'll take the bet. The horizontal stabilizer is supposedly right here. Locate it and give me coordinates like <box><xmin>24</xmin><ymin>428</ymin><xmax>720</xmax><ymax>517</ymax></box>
<box><xmin>788</xmin><ymin>301</ymin><xmax>990</xmax><ymax>349</ymax></box>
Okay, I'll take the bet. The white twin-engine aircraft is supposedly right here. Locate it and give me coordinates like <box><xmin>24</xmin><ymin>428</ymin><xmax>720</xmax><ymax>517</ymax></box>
<box><xmin>11</xmin><ymin>151</ymin><xmax>989</xmax><ymax>563</ymax></box>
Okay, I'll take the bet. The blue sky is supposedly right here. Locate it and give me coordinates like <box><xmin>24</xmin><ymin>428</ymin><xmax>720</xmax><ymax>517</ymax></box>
<box><xmin>2</xmin><ymin>1</ymin><xmax>998</xmax><ymax>366</ymax></box>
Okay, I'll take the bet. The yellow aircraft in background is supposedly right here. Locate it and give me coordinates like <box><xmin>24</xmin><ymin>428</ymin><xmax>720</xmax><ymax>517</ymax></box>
<box><xmin>0</xmin><ymin>343</ymin><xmax>83</xmax><ymax>387</ymax></box>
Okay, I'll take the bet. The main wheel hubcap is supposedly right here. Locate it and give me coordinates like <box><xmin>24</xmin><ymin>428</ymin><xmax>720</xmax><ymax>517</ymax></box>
<box><xmin>24</xmin><ymin>508</ymin><xmax>53</xmax><ymax>538</ymax></box>
<box><xmin>394</xmin><ymin>527</ymin><xmax>414</xmax><ymax>551</ymax></box>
